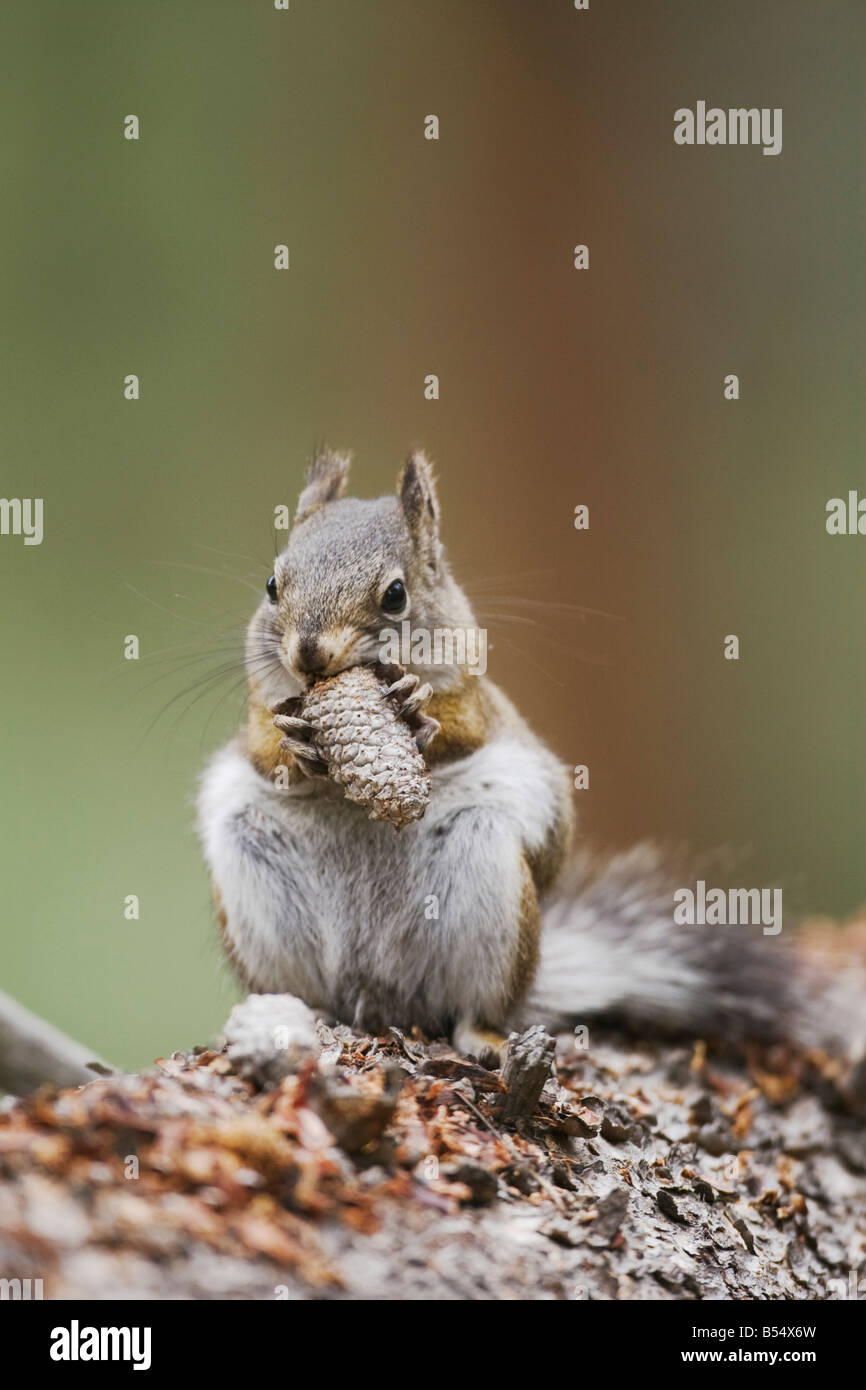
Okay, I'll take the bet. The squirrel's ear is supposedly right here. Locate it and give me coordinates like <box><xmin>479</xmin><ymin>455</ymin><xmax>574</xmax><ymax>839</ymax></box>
<box><xmin>295</xmin><ymin>448</ymin><xmax>351</xmax><ymax>524</ymax></box>
<box><xmin>398</xmin><ymin>450</ymin><xmax>440</xmax><ymax>563</ymax></box>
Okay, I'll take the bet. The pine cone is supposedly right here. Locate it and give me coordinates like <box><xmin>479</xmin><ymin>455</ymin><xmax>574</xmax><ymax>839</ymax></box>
<box><xmin>273</xmin><ymin>665</ymin><xmax>439</xmax><ymax>829</ymax></box>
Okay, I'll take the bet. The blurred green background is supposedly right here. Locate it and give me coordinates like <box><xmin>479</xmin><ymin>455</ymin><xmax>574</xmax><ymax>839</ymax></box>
<box><xmin>0</xmin><ymin>1</ymin><xmax>862</xmax><ymax>1069</ymax></box>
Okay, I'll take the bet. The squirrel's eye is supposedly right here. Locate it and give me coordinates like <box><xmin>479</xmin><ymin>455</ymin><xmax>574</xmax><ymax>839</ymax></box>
<box><xmin>380</xmin><ymin>579</ymin><xmax>407</xmax><ymax>614</ymax></box>
<box><xmin>266</xmin><ymin>575</ymin><xmax>278</xmax><ymax>603</ymax></box>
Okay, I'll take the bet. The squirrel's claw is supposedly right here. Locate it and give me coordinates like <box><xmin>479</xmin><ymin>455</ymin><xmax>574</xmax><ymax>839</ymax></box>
<box><xmin>412</xmin><ymin>713</ymin><xmax>440</xmax><ymax>752</ymax></box>
<box><xmin>273</xmin><ymin>712</ymin><xmax>312</xmax><ymax>736</ymax></box>
<box><xmin>399</xmin><ymin>681</ymin><xmax>433</xmax><ymax>719</ymax></box>
<box><xmin>276</xmin><ymin>735</ymin><xmax>325</xmax><ymax>773</ymax></box>
<box><xmin>384</xmin><ymin>673</ymin><xmax>418</xmax><ymax>699</ymax></box>
<box><xmin>270</xmin><ymin>696</ymin><xmax>302</xmax><ymax>717</ymax></box>
<box><xmin>385</xmin><ymin>672</ymin><xmax>434</xmax><ymax>720</ymax></box>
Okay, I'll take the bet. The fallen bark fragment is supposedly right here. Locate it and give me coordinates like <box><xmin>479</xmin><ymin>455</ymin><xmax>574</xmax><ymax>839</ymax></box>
<box><xmin>499</xmin><ymin>1026</ymin><xmax>556</xmax><ymax>1121</ymax></box>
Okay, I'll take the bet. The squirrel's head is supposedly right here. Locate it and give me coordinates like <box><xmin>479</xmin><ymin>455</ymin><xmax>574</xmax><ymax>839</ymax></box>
<box><xmin>247</xmin><ymin>448</ymin><xmax>474</xmax><ymax>702</ymax></box>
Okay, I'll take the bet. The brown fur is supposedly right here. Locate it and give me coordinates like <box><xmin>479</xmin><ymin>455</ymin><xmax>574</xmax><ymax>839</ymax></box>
<box><xmin>524</xmin><ymin>810</ymin><xmax>573</xmax><ymax>894</ymax></box>
<box><xmin>425</xmin><ymin>677</ymin><xmax>491</xmax><ymax>764</ymax></box>
<box><xmin>509</xmin><ymin>855</ymin><xmax>542</xmax><ymax>1012</ymax></box>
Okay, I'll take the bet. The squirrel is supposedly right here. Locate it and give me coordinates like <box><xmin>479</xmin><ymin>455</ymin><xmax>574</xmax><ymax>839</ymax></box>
<box><xmin>198</xmin><ymin>448</ymin><xmax>865</xmax><ymax>1070</ymax></box>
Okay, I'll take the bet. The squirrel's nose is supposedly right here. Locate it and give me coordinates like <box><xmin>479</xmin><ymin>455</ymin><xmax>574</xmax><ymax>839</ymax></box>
<box><xmin>293</xmin><ymin>634</ymin><xmax>330</xmax><ymax>677</ymax></box>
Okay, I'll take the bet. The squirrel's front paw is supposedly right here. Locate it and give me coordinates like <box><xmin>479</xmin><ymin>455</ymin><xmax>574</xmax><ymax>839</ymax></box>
<box><xmin>270</xmin><ymin>700</ymin><xmax>326</xmax><ymax>778</ymax></box>
<box><xmin>383</xmin><ymin>672</ymin><xmax>437</xmax><ymax>748</ymax></box>
<box><xmin>384</xmin><ymin>670</ymin><xmax>432</xmax><ymax>716</ymax></box>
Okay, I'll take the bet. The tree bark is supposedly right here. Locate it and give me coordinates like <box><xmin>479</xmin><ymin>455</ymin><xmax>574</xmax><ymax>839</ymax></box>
<box><xmin>0</xmin><ymin>995</ymin><xmax>863</xmax><ymax>1301</ymax></box>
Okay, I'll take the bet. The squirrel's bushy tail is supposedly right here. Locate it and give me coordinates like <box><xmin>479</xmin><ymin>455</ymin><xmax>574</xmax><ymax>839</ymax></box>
<box><xmin>524</xmin><ymin>844</ymin><xmax>866</xmax><ymax>1058</ymax></box>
